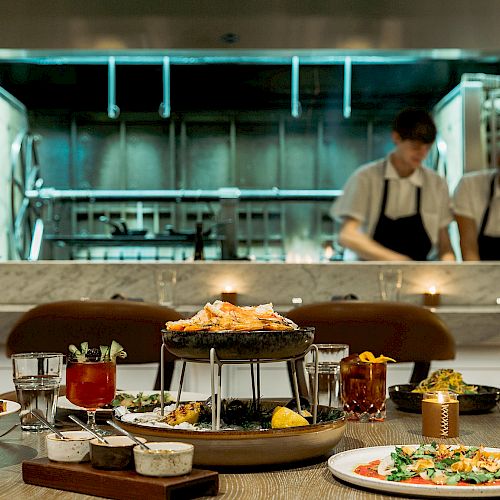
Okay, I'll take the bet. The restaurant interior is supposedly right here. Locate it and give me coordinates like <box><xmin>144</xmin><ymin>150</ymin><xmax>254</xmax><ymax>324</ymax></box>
<box><xmin>2</xmin><ymin>1</ymin><xmax>500</xmax><ymax>499</ymax></box>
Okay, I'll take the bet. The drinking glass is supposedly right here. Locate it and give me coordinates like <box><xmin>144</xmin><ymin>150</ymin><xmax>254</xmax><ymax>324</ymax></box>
<box><xmin>378</xmin><ymin>269</ymin><xmax>403</xmax><ymax>301</ymax></box>
<box><xmin>340</xmin><ymin>355</ymin><xmax>387</xmax><ymax>422</ymax></box>
<box><xmin>155</xmin><ymin>270</ymin><xmax>177</xmax><ymax>307</ymax></box>
<box><xmin>305</xmin><ymin>344</ymin><xmax>349</xmax><ymax>408</ymax></box>
<box><xmin>12</xmin><ymin>352</ymin><xmax>64</xmax><ymax>431</ymax></box>
<box><xmin>65</xmin><ymin>359</ymin><xmax>116</xmax><ymax>432</ymax></box>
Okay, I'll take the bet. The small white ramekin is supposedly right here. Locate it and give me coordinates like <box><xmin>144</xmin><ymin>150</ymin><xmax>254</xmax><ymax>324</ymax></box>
<box><xmin>133</xmin><ymin>441</ymin><xmax>194</xmax><ymax>477</ymax></box>
<box><xmin>46</xmin><ymin>431</ymin><xmax>93</xmax><ymax>462</ymax></box>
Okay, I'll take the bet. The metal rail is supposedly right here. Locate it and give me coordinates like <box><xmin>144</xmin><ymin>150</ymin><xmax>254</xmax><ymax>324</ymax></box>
<box><xmin>26</xmin><ymin>187</ymin><xmax>343</xmax><ymax>202</ymax></box>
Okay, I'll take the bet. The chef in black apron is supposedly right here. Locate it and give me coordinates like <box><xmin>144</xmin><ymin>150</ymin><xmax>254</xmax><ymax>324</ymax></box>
<box><xmin>332</xmin><ymin>108</ymin><xmax>455</xmax><ymax>261</ymax></box>
<box><xmin>372</xmin><ymin>171</ymin><xmax>432</xmax><ymax>261</ymax></box>
<box><xmin>477</xmin><ymin>174</ymin><xmax>500</xmax><ymax>260</ymax></box>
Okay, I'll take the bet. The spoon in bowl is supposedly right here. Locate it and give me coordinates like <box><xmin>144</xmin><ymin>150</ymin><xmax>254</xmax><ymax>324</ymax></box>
<box><xmin>106</xmin><ymin>419</ymin><xmax>150</xmax><ymax>450</ymax></box>
<box><xmin>30</xmin><ymin>410</ymin><xmax>67</xmax><ymax>440</ymax></box>
<box><xmin>68</xmin><ymin>414</ymin><xmax>109</xmax><ymax>444</ymax></box>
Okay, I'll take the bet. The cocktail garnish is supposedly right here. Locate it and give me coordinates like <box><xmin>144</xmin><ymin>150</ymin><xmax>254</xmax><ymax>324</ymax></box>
<box><xmin>68</xmin><ymin>340</ymin><xmax>127</xmax><ymax>362</ymax></box>
<box><xmin>359</xmin><ymin>351</ymin><xmax>396</xmax><ymax>363</ymax></box>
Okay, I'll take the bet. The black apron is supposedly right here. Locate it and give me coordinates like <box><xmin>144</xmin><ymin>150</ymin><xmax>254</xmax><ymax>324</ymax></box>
<box><xmin>477</xmin><ymin>174</ymin><xmax>500</xmax><ymax>261</ymax></box>
<box><xmin>372</xmin><ymin>175</ymin><xmax>432</xmax><ymax>261</ymax></box>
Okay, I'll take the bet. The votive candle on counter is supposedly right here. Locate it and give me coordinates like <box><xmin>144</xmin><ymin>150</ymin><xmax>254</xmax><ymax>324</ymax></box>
<box><xmin>221</xmin><ymin>285</ymin><xmax>238</xmax><ymax>305</ymax></box>
<box><xmin>423</xmin><ymin>285</ymin><xmax>441</xmax><ymax>307</ymax></box>
<box><xmin>422</xmin><ymin>391</ymin><xmax>459</xmax><ymax>438</ymax></box>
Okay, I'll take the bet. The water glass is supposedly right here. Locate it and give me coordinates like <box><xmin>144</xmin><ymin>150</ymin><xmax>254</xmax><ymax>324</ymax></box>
<box><xmin>12</xmin><ymin>352</ymin><xmax>64</xmax><ymax>431</ymax></box>
<box><xmin>378</xmin><ymin>269</ymin><xmax>403</xmax><ymax>301</ymax></box>
<box><xmin>305</xmin><ymin>344</ymin><xmax>349</xmax><ymax>408</ymax></box>
<box><xmin>155</xmin><ymin>270</ymin><xmax>177</xmax><ymax>307</ymax></box>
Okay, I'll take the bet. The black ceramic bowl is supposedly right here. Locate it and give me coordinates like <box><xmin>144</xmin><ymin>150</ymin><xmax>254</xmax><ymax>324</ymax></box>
<box><xmin>90</xmin><ymin>436</ymin><xmax>147</xmax><ymax>470</ymax></box>
<box><xmin>389</xmin><ymin>384</ymin><xmax>500</xmax><ymax>414</ymax></box>
<box><xmin>162</xmin><ymin>327</ymin><xmax>315</xmax><ymax>360</ymax></box>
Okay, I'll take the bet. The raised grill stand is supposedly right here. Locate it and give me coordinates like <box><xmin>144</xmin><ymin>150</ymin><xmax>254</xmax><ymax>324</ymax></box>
<box><xmin>160</xmin><ymin>343</ymin><xmax>320</xmax><ymax>429</ymax></box>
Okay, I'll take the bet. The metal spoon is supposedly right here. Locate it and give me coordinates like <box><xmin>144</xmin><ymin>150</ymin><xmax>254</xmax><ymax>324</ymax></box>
<box><xmin>30</xmin><ymin>410</ymin><xmax>67</xmax><ymax>440</ymax></box>
<box><xmin>106</xmin><ymin>419</ymin><xmax>150</xmax><ymax>450</ymax></box>
<box><xmin>68</xmin><ymin>414</ymin><xmax>109</xmax><ymax>444</ymax></box>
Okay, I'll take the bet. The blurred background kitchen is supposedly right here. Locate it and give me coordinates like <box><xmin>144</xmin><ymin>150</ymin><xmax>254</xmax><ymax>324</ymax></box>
<box><xmin>2</xmin><ymin>0</ymin><xmax>500</xmax><ymax>263</ymax></box>
<box><xmin>2</xmin><ymin>1</ymin><xmax>500</xmax><ymax>396</ymax></box>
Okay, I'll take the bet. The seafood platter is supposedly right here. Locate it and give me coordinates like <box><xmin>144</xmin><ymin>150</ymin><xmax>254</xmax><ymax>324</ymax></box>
<box><xmin>114</xmin><ymin>301</ymin><xmax>346</xmax><ymax>467</ymax></box>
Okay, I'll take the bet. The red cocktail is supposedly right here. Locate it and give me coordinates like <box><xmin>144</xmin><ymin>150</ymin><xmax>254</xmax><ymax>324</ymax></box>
<box><xmin>340</xmin><ymin>354</ymin><xmax>387</xmax><ymax>422</ymax></box>
<box><xmin>66</xmin><ymin>359</ymin><xmax>116</xmax><ymax>430</ymax></box>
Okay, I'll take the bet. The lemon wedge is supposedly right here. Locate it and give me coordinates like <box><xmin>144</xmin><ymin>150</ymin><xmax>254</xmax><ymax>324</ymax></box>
<box><xmin>271</xmin><ymin>406</ymin><xmax>310</xmax><ymax>429</ymax></box>
<box><xmin>359</xmin><ymin>351</ymin><xmax>396</xmax><ymax>363</ymax></box>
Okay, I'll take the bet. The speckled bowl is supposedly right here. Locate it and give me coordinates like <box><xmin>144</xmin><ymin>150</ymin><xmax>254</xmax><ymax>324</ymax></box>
<box><xmin>389</xmin><ymin>384</ymin><xmax>500</xmax><ymax>414</ymax></box>
<box><xmin>162</xmin><ymin>327</ymin><xmax>315</xmax><ymax>360</ymax></box>
<box><xmin>90</xmin><ymin>435</ymin><xmax>147</xmax><ymax>470</ymax></box>
<box><xmin>134</xmin><ymin>442</ymin><xmax>194</xmax><ymax>477</ymax></box>
<box><xmin>46</xmin><ymin>431</ymin><xmax>93</xmax><ymax>462</ymax></box>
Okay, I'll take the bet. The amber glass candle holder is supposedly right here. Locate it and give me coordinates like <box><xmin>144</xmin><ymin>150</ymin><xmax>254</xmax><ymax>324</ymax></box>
<box><xmin>421</xmin><ymin>391</ymin><xmax>459</xmax><ymax>438</ymax></box>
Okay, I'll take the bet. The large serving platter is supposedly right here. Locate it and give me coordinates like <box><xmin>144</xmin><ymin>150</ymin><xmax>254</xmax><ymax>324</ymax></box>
<box><xmin>0</xmin><ymin>400</ymin><xmax>21</xmax><ymax>418</ymax></box>
<box><xmin>115</xmin><ymin>401</ymin><xmax>346</xmax><ymax>467</ymax></box>
<box><xmin>162</xmin><ymin>327</ymin><xmax>315</xmax><ymax>360</ymax></box>
<box><xmin>389</xmin><ymin>384</ymin><xmax>500</xmax><ymax>414</ymax></box>
<box><xmin>328</xmin><ymin>445</ymin><xmax>500</xmax><ymax>498</ymax></box>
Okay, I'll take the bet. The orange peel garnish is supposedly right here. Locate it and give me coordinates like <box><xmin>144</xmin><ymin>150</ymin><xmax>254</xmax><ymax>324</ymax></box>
<box><xmin>359</xmin><ymin>351</ymin><xmax>396</xmax><ymax>363</ymax></box>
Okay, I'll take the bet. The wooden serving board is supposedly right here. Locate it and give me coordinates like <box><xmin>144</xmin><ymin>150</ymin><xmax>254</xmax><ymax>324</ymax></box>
<box><xmin>22</xmin><ymin>458</ymin><xmax>218</xmax><ymax>500</ymax></box>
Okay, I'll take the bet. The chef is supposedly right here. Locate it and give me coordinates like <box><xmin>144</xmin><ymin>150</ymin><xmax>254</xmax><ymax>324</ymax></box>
<box><xmin>454</xmin><ymin>168</ymin><xmax>500</xmax><ymax>260</ymax></box>
<box><xmin>331</xmin><ymin>108</ymin><xmax>455</xmax><ymax>261</ymax></box>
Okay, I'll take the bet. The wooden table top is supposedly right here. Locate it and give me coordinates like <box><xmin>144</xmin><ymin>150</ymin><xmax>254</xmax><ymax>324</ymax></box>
<box><xmin>2</xmin><ymin>402</ymin><xmax>500</xmax><ymax>500</ymax></box>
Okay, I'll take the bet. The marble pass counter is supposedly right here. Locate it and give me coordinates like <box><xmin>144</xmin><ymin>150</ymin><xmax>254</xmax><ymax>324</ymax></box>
<box><xmin>0</xmin><ymin>261</ymin><xmax>499</xmax><ymax>345</ymax></box>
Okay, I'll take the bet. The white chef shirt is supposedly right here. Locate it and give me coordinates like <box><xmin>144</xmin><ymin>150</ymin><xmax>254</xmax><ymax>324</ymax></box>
<box><xmin>330</xmin><ymin>157</ymin><xmax>454</xmax><ymax>250</ymax></box>
<box><xmin>453</xmin><ymin>169</ymin><xmax>500</xmax><ymax>237</ymax></box>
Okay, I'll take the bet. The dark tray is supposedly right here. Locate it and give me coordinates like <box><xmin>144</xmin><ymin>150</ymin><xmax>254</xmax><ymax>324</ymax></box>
<box><xmin>162</xmin><ymin>327</ymin><xmax>315</xmax><ymax>360</ymax></box>
<box><xmin>389</xmin><ymin>384</ymin><xmax>500</xmax><ymax>414</ymax></box>
<box><xmin>23</xmin><ymin>457</ymin><xmax>218</xmax><ymax>500</ymax></box>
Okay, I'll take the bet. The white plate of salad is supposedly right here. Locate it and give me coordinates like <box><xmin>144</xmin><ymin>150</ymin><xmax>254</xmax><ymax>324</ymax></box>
<box><xmin>328</xmin><ymin>444</ymin><xmax>500</xmax><ymax>497</ymax></box>
<box><xmin>58</xmin><ymin>390</ymin><xmax>209</xmax><ymax>413</ymax></box>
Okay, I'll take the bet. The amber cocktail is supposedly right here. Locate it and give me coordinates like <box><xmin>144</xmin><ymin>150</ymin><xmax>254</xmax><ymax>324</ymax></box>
<box><xmin>340</xmin><ymin>354</ymin><xmax>387</xmax><ymax>422</ymax></box>
<box><xmin>66</xmin><ymin>359</ymin><xmax>116</xmax><ymax>429</ymax></box>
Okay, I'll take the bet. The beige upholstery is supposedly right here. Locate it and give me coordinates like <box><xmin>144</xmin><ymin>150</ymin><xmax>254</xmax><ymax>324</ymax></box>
<box><xmin>6</xmin><ymin>300</ymin><xmax>183</xmax><ymax>391</ymax></box>
<box><xmin>286</xmin><ymin>301</ymin><xmax>456</xmax><ymax>397</ymax></box>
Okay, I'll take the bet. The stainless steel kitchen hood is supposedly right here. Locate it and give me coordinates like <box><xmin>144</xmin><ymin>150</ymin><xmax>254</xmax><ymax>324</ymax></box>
<box><xmin>1</xmin><ymin>0</ymin><xmax>500</xmax><ymax>51</ymax></box>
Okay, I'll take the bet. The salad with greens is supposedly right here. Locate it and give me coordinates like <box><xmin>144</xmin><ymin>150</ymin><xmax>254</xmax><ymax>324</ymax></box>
<box><xmin>375</xmin><ymin>443</ymin><xmax>500</xmax><ymax>485</ymax></box>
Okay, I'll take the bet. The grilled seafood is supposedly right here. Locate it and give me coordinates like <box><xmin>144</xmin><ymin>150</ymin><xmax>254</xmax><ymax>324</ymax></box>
<box><xmin>165</xmin><ymin>301</ymin><xmax>298</xmax><ymax>332</ymax></box>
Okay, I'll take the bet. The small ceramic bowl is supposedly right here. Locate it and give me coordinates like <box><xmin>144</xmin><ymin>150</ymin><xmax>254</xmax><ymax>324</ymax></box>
<box><xmin>134</xmin><ymin>442</ymin><xmax>194</xmax><ymax>477</ymax></box>
<box><xmin>90</xmin><ymin>435</ymin><xmax>147</xmax><ymax>470</ymax></box>
<box><xmin>46</xmin><ymin>431</ymin><xmax>93</xmax><ymax>462</ymax></box>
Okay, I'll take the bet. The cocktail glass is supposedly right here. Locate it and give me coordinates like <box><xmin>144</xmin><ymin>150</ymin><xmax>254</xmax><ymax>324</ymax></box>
<box><xmin>65</xmin><ymin>359</ymin><xmax>116</xmax><ymax>432</ymax></box>
<box><xmin>340</xmin><ymin>355</ymin><xmax>387</xmax><ymax>422</ymax></box>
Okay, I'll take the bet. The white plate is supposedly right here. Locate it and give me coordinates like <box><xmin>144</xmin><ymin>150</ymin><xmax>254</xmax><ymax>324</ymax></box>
<box><xmin>328</xmin><ymin>445</ymin><xmax>500</xmax><ymax>498</ymax></box>
<box><xmin>57</xmin><ymin>391</ymin><xmax>209</xmax><ymax>412</ymax></box>
<box><xmin>0</xmin><ymin>400</ymin><xmax>21</xmax><ymax>417</ymax></box>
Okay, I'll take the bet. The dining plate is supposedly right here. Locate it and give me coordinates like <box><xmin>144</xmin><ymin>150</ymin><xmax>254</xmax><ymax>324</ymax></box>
<box><xmin>162</xmin><ymin>327</ymin><xmax>315</xmax><ymax>360</ymax></box>
<box><xmin>389</xmin><ymin>384</ymin><xmax>500</xmax><ymax>414</ymax></box>
<box><xmin>57</xmin><ymin>390</ymin><xmax>209</xmax><ymax>412</ymax></box>
<box><xmin>328</xmin><ymin>445</ymin><xmax>500</xmax><ymax>498</ymax></box>
<box><xmin>115</xmin><ymin>401</ymin><xmax>346</xmax><ymax>466</ymax></box>
<box><xmin>0</xmin><ymin>400</ymin><xmax>21</xmax><ymax>417</ymax></box>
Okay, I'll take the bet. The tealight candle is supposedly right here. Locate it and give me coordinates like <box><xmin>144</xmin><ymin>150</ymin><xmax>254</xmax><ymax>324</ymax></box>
<box><xmin>221</xmin><ymin>285</ymin><xmax>238</xmax><ymax>305</ymax></box>
<box><xmin>423</xmin><ymin>285</ymin><xmax>441</xmax><ymax>307</ymax></box>
<box><xmin>421</xmin><ymin>391</ymin><xmax>459</xmax><ymax>438</ymax></box>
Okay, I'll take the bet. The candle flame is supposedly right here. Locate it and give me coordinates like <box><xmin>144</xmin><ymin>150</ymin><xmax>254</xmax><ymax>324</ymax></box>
<box><xmin>428</xmin><ymin>285</ymin><xmax>437</xmax><ymax>295</ymax></box>
<box><xmin>223</xmin><ymin>284</ymin><xmax>234</xmax><ymax>293</ymax></box>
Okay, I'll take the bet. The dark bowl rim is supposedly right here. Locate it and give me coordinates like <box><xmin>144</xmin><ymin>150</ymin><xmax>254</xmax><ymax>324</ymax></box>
<box><xmin>389</xmin><ymin>384</ymin><xmax>500</xmax><ymax>396</ymax></box>
<box><xmin>161</xmin><ymin>327</ymin><xmax>315</xmax><ymax>334</ymax></box>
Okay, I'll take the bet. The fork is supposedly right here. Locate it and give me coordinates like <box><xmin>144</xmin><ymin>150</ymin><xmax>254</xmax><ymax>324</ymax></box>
<box><xmin>0</xmin><ymin>423</ymin><xmax>20</xmax><ymax>438</ymax></box>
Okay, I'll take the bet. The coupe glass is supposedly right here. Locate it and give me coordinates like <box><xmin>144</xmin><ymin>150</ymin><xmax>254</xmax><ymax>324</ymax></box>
<box><xmin>65</xmin><ymin>359</ymin><xmax>116</xmax><ymax>432</ymax></box>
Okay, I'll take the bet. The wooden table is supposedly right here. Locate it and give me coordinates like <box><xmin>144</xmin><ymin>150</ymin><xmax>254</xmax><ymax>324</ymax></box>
<box><xmin>2</xmin><ymin>403</ymin><xmax>500</xmax><ymax>499</ymax></box>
